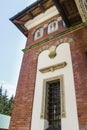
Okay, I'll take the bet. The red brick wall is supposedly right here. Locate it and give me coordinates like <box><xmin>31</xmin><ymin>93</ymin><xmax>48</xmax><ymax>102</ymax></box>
<box><xmin>9</xmin><ymin>18</ymin><xmax>87</xmax><ymax>130</ymax></box>
<box><xmin>9</xmin><ymin>50</ymin><xmax>37</xmax><ymax>130</ymax></box>
<box><xmin>26</xmin><ymin>15</ymin><xmax>66</xmax><ymax>47</ymax></box>
<box><xmin>71</xmin><ymin>27</ymin><xmax>87</xmax><ymax>130</ymax></box>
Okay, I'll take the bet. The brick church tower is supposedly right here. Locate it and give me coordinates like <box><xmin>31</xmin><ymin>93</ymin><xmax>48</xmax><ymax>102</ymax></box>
<box><xmin>9</xmin><ymin>0</ymin><xmax>87</xmax><ymax>130</ymax></box>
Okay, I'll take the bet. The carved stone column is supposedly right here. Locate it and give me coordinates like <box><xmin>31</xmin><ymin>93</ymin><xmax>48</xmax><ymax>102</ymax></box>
<box><xmin>75</xmin><ymin>0</ymin><xmax>87</xmax><ymax>22</ymax></box>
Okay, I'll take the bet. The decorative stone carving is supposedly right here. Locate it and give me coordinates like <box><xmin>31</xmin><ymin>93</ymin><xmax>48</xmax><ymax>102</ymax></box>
<box><xmin>75</xmin><ymin>0</ymin><xmax>87</xmax><ymax>22</ymax></box>
<box><xmin>36</xmin><ymin>37</ymin><xmax>75</xmax><ymax>59</ymax></box>
<box><xmin>39</xmin><ymin>61</ymin><xmax>67</xmax><ymax>73</ymax></box>
<box><xmin>55</xmin><ymin>38</ymin><xmax>75</xmax><ymax>47</ymax></box>
<box><xmin>49</xmin><ymin>45</ymin><xmax>57</xmax><ymax>58</ymax></box>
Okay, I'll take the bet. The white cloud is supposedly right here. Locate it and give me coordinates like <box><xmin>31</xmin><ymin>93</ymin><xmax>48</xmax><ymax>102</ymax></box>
<box><xmin>0</xmin><ymin>81</ymin><xmax>16</xmax><ymax>98</ymax></box>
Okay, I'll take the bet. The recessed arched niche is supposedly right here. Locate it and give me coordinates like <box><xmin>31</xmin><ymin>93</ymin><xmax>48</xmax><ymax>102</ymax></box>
<box><xmin>47</xmin><ymin>20</ymin><xmax>58</xmax><ymax>34</ymax></box>
<box><xmin>34</xmin><ymin>27</ymin><xmax>44</xmax><ymax>40</ymax></box>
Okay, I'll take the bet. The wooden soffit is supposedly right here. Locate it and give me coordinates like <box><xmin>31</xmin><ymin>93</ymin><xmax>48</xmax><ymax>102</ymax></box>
<box><xmin>10</xmin><ymin>0</ymin><xmax>54</xmax><ymax>37</ymax></box>
<box><xmin>10</xmin><ymin>0</ymin><xmax>82</xmax><ymax>37</ymax></box>
<box><xmin>54</xmin><ymin>0</ymin><xmax>82</xmax><ymax>27</ymax></box>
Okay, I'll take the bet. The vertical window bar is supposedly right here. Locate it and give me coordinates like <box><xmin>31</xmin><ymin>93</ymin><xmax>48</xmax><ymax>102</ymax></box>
<box><xmin>46</xmin><ymin>81</ymin><xmax>61</xmax><ymax>130</ymax></box>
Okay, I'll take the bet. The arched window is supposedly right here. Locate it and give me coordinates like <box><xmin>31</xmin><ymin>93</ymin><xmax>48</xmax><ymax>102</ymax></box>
<box><xmin>34</xmin><ymin>27</ymin><xmax>44</xmax><ymax>40</ymax></box>
<box><xmin>48</xmin><ymin>20</ymin><xmax>58</xmax><ymax>34</ymax></box>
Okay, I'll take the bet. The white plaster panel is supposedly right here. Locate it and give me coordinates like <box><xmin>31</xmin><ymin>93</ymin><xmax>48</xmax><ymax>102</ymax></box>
<box><xmin>24</xmin><ymin>6</ymin><xmax>59</xmax><ymax>30</ymax></box>
<box><xmin>31</xmin><ymin>43</ymin><xmax>79</xmax><ymax>130</ymax></box>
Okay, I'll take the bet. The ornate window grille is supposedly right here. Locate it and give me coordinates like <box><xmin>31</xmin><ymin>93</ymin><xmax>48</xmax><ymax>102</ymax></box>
<box><xmin>45</xmin><ymin>80</ymin><xmax>61</xmax><ymax>130</ymax></box>
<box><xmin>40</xmin><ymin>76</ymin><xmax>66</xmax><ymax>124</ymax></box>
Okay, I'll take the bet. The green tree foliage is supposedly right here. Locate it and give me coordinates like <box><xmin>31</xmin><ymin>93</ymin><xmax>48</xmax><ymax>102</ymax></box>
<box><xmin>0</xmin><ymin>86</ymin><xmax>14</xmax><ymax>116</ymax></box>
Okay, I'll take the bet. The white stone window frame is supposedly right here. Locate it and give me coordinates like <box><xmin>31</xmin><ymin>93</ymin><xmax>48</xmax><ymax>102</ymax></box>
<box><xmin>34</xmin><ymin>27</ymin><xmax>44</xmax><ymax>40</ymax></box>
<box><xmin>47</xmin><ymin>20</ymin><xmax>58</xmax><ymax>34</ymax></box>
<box><xmin>40</xmin><ymin>75</ymin><xmax>66</xmax><ymax>119</ymax></box>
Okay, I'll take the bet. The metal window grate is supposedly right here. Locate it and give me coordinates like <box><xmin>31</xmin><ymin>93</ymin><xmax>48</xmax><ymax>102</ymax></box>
<box><xmin>46</xmin><ymin>81</ymin><xmax>61</xmax><ymax>130</ymax></box>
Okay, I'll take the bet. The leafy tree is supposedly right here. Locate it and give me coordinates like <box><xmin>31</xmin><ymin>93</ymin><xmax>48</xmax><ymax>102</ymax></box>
<box><xmin>0</xmin><ymin>86</ymin><xmax>14</xmax><ymax>116</ymax></box>
<box><xmin>2</xmin><ymin>90</ymin><xmax>9</xmax><ymax>115</ymax></box>
<box><xmin>0</xmin><ymin>86</ymin><xmax>2</xmax><ymax>98</ymax></box>
<box><xmin>0</xmin><ymin>86</ymin><xmax>3</xmax><ymax>113</ymax></box>
<box><xmin>8</xmin><ymin>95</ymin><xmax>14</xmax><ymax>116</ymax></box>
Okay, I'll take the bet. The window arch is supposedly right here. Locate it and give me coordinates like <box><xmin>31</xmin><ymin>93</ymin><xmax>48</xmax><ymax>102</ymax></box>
<box><xmin>34</xmin><ymin>27</ymin><xmax>44</xmax><ymax>40</ymax></box>
<box><xmin>47</xmin><ymin>20</ymin><xmax>58</xmax><ymax>34</ymax></box>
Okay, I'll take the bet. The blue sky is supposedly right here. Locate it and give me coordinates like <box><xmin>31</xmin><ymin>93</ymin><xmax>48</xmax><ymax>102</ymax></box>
<box><xmin>0</xmin><ymin>0</ymin><xmax>36</xmax><ymax>97</ymax></box>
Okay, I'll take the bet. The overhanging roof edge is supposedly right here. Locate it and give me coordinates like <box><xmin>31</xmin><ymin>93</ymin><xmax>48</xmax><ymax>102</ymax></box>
<box><xmin>10</xmin><ymin>0</ymin><xmax>42</xmax><ymax>21</ymax></box>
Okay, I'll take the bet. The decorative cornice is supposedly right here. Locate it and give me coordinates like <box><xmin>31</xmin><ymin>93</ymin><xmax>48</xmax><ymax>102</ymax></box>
<box><xmin>39</xmin><ymin>61</ymin><xmax>67</xmax><ymax>73</ymax></box>
<box><xmin>22</xmin><ymin>22</ymin><xmax>85</xmax><ymax>52</ymax></box>
<box><xmin>35</xmin><ymin>37</ymin><xmax>75</xmax><ymax>59</ymax></box>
